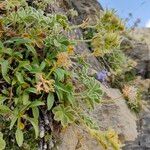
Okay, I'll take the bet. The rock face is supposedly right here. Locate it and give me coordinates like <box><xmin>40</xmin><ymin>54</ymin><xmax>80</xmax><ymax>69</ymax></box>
<box><xmin>58</xmin><ymin>82</ymin><xmax>138</xmax><ymax>150</ymax></box>
<box><xmin>127</xmin><ymin>28</ymin><xmax>150</xmax><ymax>78</ymax></box>
<box><xmin>58</xmin><ymin>125</ymin><xmax>103</xmax><ymax>150</ymax></box>
<box><xmin>62</xmin><ymin>0</ymin><xmax>103</xmax><ymax>23</ymax></box>
<box><xmin>61</xmin><ymin>0</ymin><xmax>104</xmax><ymax>71</ymax></box>
<box><xmin>122</xmin><ymin>28</ymin><xmax>150</xmax><ymax>150</ymax></box>
<box><xmin>46</xmin><ymin>0</ymin><xmax>103</xmax><ymax>71</ymax></box>
<box><xmin>46</xmin><ymin>1</ymin><xmax>150</xmax><ymax>149</ymax></box>
<box><xmin>91</xmin><ymin>85</ymin><xmax>138</xmax><ymax>142</ymax></box>
<box><xmin>48</xmin><ymin>1</ymin><xmax>143</xmax><ymax>149</ymax></box>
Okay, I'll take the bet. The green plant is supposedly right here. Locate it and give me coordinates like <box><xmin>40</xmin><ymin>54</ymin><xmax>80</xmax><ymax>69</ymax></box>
<box><xmin>122</xmin><ymin>85</ymin><xmax>141</xmax><ymax>112</ymax></box>
<box><xmin>82</xmin><ymin>10</ymin><xmax>138</xmax><ymax>90</ymax></box>
<box><xmin>90</xmin><ymin>10</ymin><xmax>125</xmax><ymax>57</ymax></box>
<box><xmin>0</xmin><ymin>1</ymin><xmax>123</xmax><ymax>149</ymax></box>
<box><xmin>104</xmin><ymin>49</ymin><xmax>128</xmax><ymax>75</ymax></box>
<box><xmin>89</xmin><ymin>128</ymin><xmax>122</xmax><ymax>150</ymax></box>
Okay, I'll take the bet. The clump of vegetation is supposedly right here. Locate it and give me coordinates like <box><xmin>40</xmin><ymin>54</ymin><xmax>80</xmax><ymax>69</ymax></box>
<box><xmin>91</xmin><ymin>10</ymin><xmax>125</xmax><ymax>57</ymax></box>
<box><xmin>0</xmin><ymin>1</ymin><xmax>126</xmax><ymax>149</ymax></box>
<box><xmin>83</xmin><ymin>10</ymin><xmax>138</xmax><ymax>92</ymax></box>
<box><xmin>82</xmin><ymin>10</ymin><xmax>130</xmax><ymax>77</ymax></box>
<box><xmin>122</xmin><ymin>85</ymin><xmax>141</xmax><ymax>112</ymax></box>
<box><xmin>89</xmin><ymin>128</ymin><xmax>122</xmax><ymax>150</ymax></box>
<box><xmin>81</xmin><ymin>10</ymin><xmax>142</xmax><ymax>115</ymax></box>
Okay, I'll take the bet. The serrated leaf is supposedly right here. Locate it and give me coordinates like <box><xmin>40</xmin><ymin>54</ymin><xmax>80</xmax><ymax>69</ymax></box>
<box><xmin>47</xmin><ymin>92</ymin><xmax>54</xmax><ymax>110</ymax></box>
<box><xmin>52</xmin><ymin>105</ymin><xmax>75</xmax><ymax>127</ymax></box>
<box><xmin>55</xmin><ymin>82</ymin><xmax>70</xmax><ymax>93</ymax></box>
<box><xmin>15</xmin><ymin>128</ymin><xmax>24</xmax><ymax>147</ymax></box>
<box><xmin>12</xmin><ymin>78</ymin><xmax>17</xmax><ymax>86</ymax></box>
<box><xmin>54</xmin><ymin>68</ymin><xmax>65</xmax><ymax>81</ymax></box>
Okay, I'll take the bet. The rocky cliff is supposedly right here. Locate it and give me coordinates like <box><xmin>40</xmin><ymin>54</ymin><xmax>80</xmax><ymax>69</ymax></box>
<box><xmin>52</xmin><ymin>1</ymin><xmax>150</xmax><ymax>149</ymax></box>
<box><xmin>0</xmin><ymin>0</ymin><xmax>149</xmax><ymax>149</ymax></box>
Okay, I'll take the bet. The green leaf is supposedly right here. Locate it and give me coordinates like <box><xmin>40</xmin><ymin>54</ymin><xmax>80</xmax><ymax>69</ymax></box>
<box><xmin>25</xmin><ymin>44</ymin><xmax>37</xmax><ymax>58</ymax></box>
<box><xmin>56</xmin><ymin>90</ymin><xmax>63</xmax><ymax>101</ymax></box>
<box><xmin>1</xmin><ymin>89</ymin><xmax>9</xmax><ymax>95</ymax></box>
<box><xmin>0</xmin><ymin>105</ymin><xmax>11</xmax><ymax>114</ymax></box>
<box><xmin>0</xmin><ymin>95</ymin><xmax>7</xmax><ymax>104</ymax></box>
<box><xmin>16</xmin><ymin>86</ymin><xmax>22</xmax><ymax>95</ymax></box>
<box><xmin>0</xmin><ymin>48</ymin><xmax>13</xmax><ymax>56</ymax></box>
<box><xmin>10</xmin><ymin>116</ymin><xmax>18</xmax><ymax>130</ymax></box>
<box><xmin>22</xmin><ymin>92</ymin><xmax>30</xmax><ymax>105</ymax></box>
<box><xmin>23</xmin><ymin>64</ymin><xmax>32</xmax><ymax>71</ymax></box>
<box><xmin>15</xmin><ymin>128</ymin><xmax>24</xmax><ymax>147</ymax></box>
<box><xmin>12</xmin><ymin>78</ymin><xmax>17</xmax><ymax>86</ymax></box>
<box><xmin>25</xmin><ymin>87</ymin><xmax>37</xmax><ymax>94</ymax></box>
<box><xmin>66</xmin><ymin>93</ymin><xmax>75</xmax><ymax>106</ymax></box>
<box><xmin>18</xmin><ymin>61</ymin><xmax>30</xmax><ymax>69</ymax></box>
<box><xmin>5</xmin><ymin>37</ymin><xmax>31</xmax><ymax>45</ymax></box>
<box><xmin>29</xmin><ymin>100</ymin><xmax>45</xmax><ymax>108</ymax></box>
<box><xmin>55</xmin><ymin>82</ymin><xmax>70</xmax><ymax>93</ymax></box>
<box><xmin>25</xmin><ymin>117</ymin><xmax>39</xmax><ymax>138</ymax></box>
<box><xmin>32</xmin><ymin>107</ymin><xmax>39</xmax><ymax>119</ymax></box>
<box><xmin>47</xmin><ymin>93</ymin><xmax>54</xmax><ymax>110</ymax></box>
<box><xmin>53</xmin><ymin>39</ymin><xmax>61</xmax><ymax>47</ymax></box>
<box><xmin>54</xmin><ymin>68</ymin><xmax>65</xmax><ymax>81</ymax></box>
<box><xmin>1</xmin><ymin>60</ymin><xmax>11</xmax><ymax>83</ymax></box>
<box><xmin>13</xmin><ymin>51</ymin><xmax>23</xmax><ymax>59</ymax></box>
<box><xmin>52</xmin><ymin>105</ymin><xmax>75</xmax><ymax>127</ymax></box>
<box><xmin>16</xmin><ymin>72</ymin><xmax>25</xmax><ymax>84</ymax></box>
<box><xmin>30</xmin><ymin>66</ymin><xmax>42</xmax><ymax>73</ymax></box>
<box><xmin>40</xmin><ymin>61</ymin><xmax>46</xmax><ymax>71</ymax></box>
<box><xmin>0</xmin><ymin>132</ymin><xmax>6</xmax><ymax>150</ymax></box>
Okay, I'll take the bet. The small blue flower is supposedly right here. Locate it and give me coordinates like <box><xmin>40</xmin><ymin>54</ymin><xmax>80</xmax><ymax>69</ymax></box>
<box><xmin>97</xmin><ymin>70</ymin><xmax>108</xmax><ymax>83</ymax></box>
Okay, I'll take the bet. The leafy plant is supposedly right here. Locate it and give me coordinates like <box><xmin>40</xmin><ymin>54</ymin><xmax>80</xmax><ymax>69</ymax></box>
<box><xmin>0</xmin><ymin>1</ymin><xmax>122</xmax><ymax>149</ymax></box>
<box><xmin>122</xmin><ymin>85</ymin><xmax>141</xmax><ymax>112</ymax></box>
<box><xmin>89</xmin><ymin>128</ymin><xmax>122</xmax><ymax>150</ymax></box>
<box><xmin>90</xmin><ymin>10</ymin><xmax>125</xmax><ymax>57</ymax></box>
<box><xmin>79</xmin><ymin>69</ymin><xmax>104</xmax><ymax>109</ymax></box>
<box><xmin>53</xmin><ymin>105</ymin><xmax>76</xmax><ymax>127</ymax></box>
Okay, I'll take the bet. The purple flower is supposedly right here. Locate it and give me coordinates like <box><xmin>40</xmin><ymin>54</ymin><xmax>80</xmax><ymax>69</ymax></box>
<box><xmin>97</xmin><ymin>70</ymin><xmax>108</xmax><ymax>83</ymax></box>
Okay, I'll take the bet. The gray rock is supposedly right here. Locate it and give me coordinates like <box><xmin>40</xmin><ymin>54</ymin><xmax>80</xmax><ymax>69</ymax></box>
<box><xmin>90</xmin><ymin>84</ymin><xmax>138</xmax><ymax>142</ymax></box>
<box><xmin>62</xmin><ymin>0</ymin><xmax>103</xmax><ymax>24</ymax></box>
<box><xmin>58</xmin><ymin>125</ymin><xmax>103</xmax><ymax>150</ymax></box>
<box><xmin>126</xmin><ymin>29</ymin><xmax>150</xmax><ymax>78</ymax></box>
